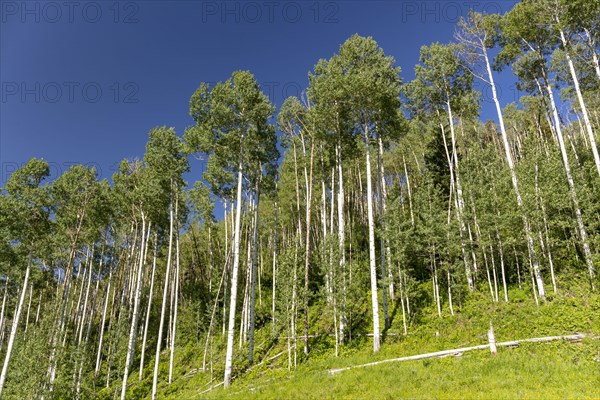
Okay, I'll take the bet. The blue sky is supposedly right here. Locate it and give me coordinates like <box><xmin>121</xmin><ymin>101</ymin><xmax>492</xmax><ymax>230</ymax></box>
<box><xmin>1</xmin><ymin>0</ymin><xmax>519</xmax><ymax>191</ymax></box>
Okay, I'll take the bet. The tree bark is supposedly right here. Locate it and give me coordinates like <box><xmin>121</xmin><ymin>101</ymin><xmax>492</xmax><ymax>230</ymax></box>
<box><xmin>481</xmin><ymin>44</ymin><xmax>546</xmax><ymax>300</ymax></box>
<box><xmin>152</xmin><ymin>183</ymin><xmax>175</xmax><ymax>400</ymax></box>
<box><xmin>364</xmin><ymin>126</ymin><xmax>381</xmax><ymax>352</ymax></box>
<box><xmin>139</xmin><ymin>232</ymin><xmax>158</xmax><ymax>380</ymax></box>
<box><xmin>545</xmin><ymin>79</ymin><xmax>596</xmax><ymax>287</ymax></box>
<box><xmin>0</xmin><ymin>253</ymin><xmax>31</xmax><ymax>396</ymax></box>
<box><xmin>223</xmin><ymin>154</ymin><xmax>245</xmax><ymax>387</ymax></box>
<box><xmin>248</xmin><ymin>180</ymin><xmax>260</xmax><ymax>364</ymax></box>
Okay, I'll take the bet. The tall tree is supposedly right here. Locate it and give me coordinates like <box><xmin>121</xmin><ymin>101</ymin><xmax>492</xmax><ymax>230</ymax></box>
<box><xmin>323</xmin><ymin>35</ymin><xmax>402</xmax><ymax>351</ymax></box>
<box><xmin>0</xmin><ymin>159</ymin><xmax>51</xmax><ymax>396</ymax></box>
<box><xmin>456</xmin><ymin>11</ymin><xmax>547</xmax><ymax>300</ymax></box>
<box><xmin>185</xmin><ymin>70</ymin><xmax>277</xmax><ymax>386</ymax></box>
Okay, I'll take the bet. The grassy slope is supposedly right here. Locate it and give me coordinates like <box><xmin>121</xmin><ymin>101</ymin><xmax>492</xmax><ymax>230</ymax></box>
<box><xmin>123</xmin><ymin>286</ymin><xmax>600</xmax><ymax>399</ymax></box>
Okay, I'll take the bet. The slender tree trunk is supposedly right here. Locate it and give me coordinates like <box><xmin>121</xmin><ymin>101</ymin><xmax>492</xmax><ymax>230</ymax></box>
<box><xmin>302</xmin><ymin>141</ymin><xmax>314</xmax><ymax>355</ymax></box>
<box><xmin>336</xmin><ymin>141</ymin><xmax>347</xmax><ymax>342</ymax></box>
<box><xmin>364</xmin><ymin>127</ymin><xmax>381</xmax><ymax>352</ymax></box>
<box><xmin>24</xmin><ymin>284</ymin><xmax>32</xmax><ymax>335</ymax></box>
<box><xmin>535</xmin><ymin>165</ymin><xmax>557</xmax><ymax>294</ymax></box>
<box><xmin>152</xmin><ymin>185</ymin><xmax>175</xmax><ymax>400</ymax></box>
<box><xmin>169</xmin><ymin>207</ymin><xmax>180</xmax><ymax>384</ymax></box>
<box><xmin>440</xmin><ymin>119</ymin><xmax>473</xmax><ymax>291</ymax></box>
<box><xmin>558</xmin><ymin>28</ymin><xmax>600</xmax><ymax>178</ymax></box>
<box><xmin>583</xmin><ymin>29</ymin><xmax>600</xmax><ymax>81</ymax></box>
<box><xmin>489</xmin><ymin>240</ymin><xmax>499</xmax><ymax>302</ymax></box>
<box><xmin>496</xmin><ymin>228</ymin><xmax>509</xmax><ymax>302</ymax></box>
<box><xmin>376</xmin><ymin>135</ymin><xmax>390</xmax><ymax>329</ymax></box>
<box><xmin>378</xmin><ymin>138</ymin><xmax>394</xmax><ymax>302</ymax></box>
<box><xmin>447</xmin><ymin>269</ymin><xmax>454</xmax><ymax>315</ymax></box>
<box><xmin>545</xmin><ymin>79</ymin><xmax>596</xmax><ymax>287</ymax></box>
<box><xmin>223</xmin><ymin>154</ymin><xmax>245</xmax><ymax>388</ymax></box>
<box><xmin>248</xmin><ymin>181</ymin><xmax>260</xmax><ymax>365</ymax></box>
<box><xmin>95</xmin><ymin>270</ymin><xmax>113</xmax><ymax>374</ymax></box>
<box><xmin>203</xmin><ymin>253</ymin><xmax>227</xmax><ymax>371</ymax></box>
<box><xmin>481</xmin><ymin>45</ymin><xmax>545</xmax><ymax>300</ymax></box>
<box><xmin>121</xmin><ymin>217</ymin><xmax>148</xmax><ymax>399</ymax></box>
<box><xmin>403</xmin><ymin>155</ymin><xmax>415</xmax><ymax>228</ymax></box>
<box><xmin>0</xmin><ymin>253</ymin><xmax>31</xmax><ymax>396</ymax></box>
<box><xmin>139</xmin><ymin>232</ymin><xmax>158</xmax><ymax>380</ymax></box>
<box><xmin>0</xmin><ymin>280</ymin><xmax>8</xmax><ymax>349</ymax></box>
<box><xmin>271</xmin><ymin>203</ymin><xmax>278</xmax><ymax>335</ymax></box>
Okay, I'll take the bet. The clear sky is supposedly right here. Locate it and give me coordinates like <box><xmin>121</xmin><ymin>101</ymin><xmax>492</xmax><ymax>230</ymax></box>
<box><xmin>1</xmin><ymin>0</ymin><xmax>519</xmax><ymax>190</ymax></box>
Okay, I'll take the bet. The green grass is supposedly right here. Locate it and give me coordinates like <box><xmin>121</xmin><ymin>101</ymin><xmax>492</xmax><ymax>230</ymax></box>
<box><xmin>203</xmin><ymin>340</ymin><xmax>599</xmax><ymax>400</ymax></box>
<box><xmin>124</xmin><ymin>288</ymin><xmax>600</xmax><ymax>399</ymax></box>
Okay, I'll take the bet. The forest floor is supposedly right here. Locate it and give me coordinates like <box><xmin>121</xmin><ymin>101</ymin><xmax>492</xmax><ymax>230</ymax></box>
<box><xmin>120</xmin><ymin>286</ymin><xmax>600</xmax><ymax>399</ymax></box>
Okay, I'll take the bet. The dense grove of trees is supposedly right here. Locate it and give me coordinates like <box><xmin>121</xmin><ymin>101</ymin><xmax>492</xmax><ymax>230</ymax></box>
<box><xmin>0</xmin><ymin>1</ymin><xmax>598</xmax><ymax>398</ymax></box>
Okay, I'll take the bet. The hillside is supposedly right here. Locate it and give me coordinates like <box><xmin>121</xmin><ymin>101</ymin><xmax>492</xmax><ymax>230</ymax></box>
<box><xmin>119</xmin><ymin>285</ymin><xmax>600</xmax><ymax>399</ymax></box>
<box><xmin>1</xmin><ymin>2</ymin><xmax>600</xmax><ymax>399</ymax></box>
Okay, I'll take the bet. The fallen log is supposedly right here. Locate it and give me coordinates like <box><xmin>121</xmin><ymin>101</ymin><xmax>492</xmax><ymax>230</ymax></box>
<box><xmin>328</xmin><ymin>333</ymin><xmax>592</xmax><ymax>374</ymax></box>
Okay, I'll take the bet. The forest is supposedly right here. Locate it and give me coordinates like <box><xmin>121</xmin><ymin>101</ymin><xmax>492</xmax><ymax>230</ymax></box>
<box><xmin>0</xmin><ymin>1</ymin><xmax>599</xmax><ymax>399</ymax></box>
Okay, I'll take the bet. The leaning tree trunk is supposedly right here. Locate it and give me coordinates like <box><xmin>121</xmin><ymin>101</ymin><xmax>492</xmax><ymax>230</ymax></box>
<box><xmin>545</xmin><ymin>79</ymin><xmax>596</xmax><ymax>287</ymax></box>
<box><xmin>557</xmin><ymin>26</ymin><xmax>600</xmax><ymax>178</ymax></box>
<box><xmin>481</xmin><ymin>44</ymin><xmax>546</xmax><ymax>300</ymax></box>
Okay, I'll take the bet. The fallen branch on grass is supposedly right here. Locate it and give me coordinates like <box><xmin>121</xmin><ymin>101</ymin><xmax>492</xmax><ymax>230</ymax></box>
<box><xmin>328</xmin><ymin>333</ymin><xmax>592</xmax><ymax>375</ymax></box>
<box><xmin>197</xmin><ymin>380</ymin><xmax>224</xmax><ymax>395</ymax></box>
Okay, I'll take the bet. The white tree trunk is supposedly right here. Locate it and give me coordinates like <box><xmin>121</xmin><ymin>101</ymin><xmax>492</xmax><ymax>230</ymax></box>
<box><xmin>271</xmin><ymin>204</ymin><xmax>278</xmax><ymax>336</ymax></box>
<box><xmin>203</xmin><ymin>255</ymin><xmax>227</xmax><ymax>371</ymax></box>
<box><xmin>0</xmin><ymin>279</ymin><xmax>8</xmax><ymax>348</ymax></box>
<box><xmin>378</xmin><ymin>138</ymin><xmax>394</xmax><ymax>302</ymax></box>
<box><xmin>364</xmin><ymin>128</ymin><xmax>381</xmax><ymax>352</ymax></box>
<box><xmin>24</xmin><ymin>284</ymin><xmax>32</xmax><ymax>334</ymax></box>
<box><xmin>0</xmin><ymin>257</ymin><xmax>31</xmax><ymax>396</ymax></box>
<box><xmin>336</xmin><ymin>142</ymin><xmax>347</xmax><ymax>342</ymax></box>
<box><xmin>223</xmin><ymin>157</ymin><xmax>245</xmax><ymax>388</ymax></box>
<box><xmin>440</xmin><ymin>119</ymin><xmax>473</xmax><ymax>291</ymax></box>
<box><xmin>152</xmin><ymin>188</ymin><xmax>175</xmax><ymax>400</ymax></box>
<box><xmin>169</xmin><ymin>211</ymin><xmax>180</xmax><ymax>384</ymax></box>
<box><xmin>545</xmin><ymin>81</ymin><xmax>596</xmax><ymax>287</ymax></box>
<box><xmin>376</xmin><ymin>135</ymin><xmax>390</xmax><ymax>328</ymax></box>
<box><xmin>481</xmin><ymin>46</ymin><xmax>546</xmax><ymax>300</ymax></box>
<box><xmin>248</xmin><ymin>184</ymin><xmax>260</xmax><ymax>364</ymax></box>
<box><xmin>402</xmin><ymin>155</ymin><xmax>415</xmax><ymax>227</ymax></box>
<box><xmin>585</xmin><ymin>30</ymin><xmax>600</xmax><ymax>81</ymax></box>
<box><xmin>559</xmin><ymin>28</ymin><xmax>600</xmax><ymax>178</ymax></box>
<box><xmin>77</xmin><ymin>250</ymin><xmax>94</xmax><ymax>346</ymax></box>
<box><xmin>95</xmin><ymin>270</ymin><xmax>113</xmax><ymax>374</ymax></box>
<box><xmin>496</xmin><ymin>229</ymin><xmax>509</xmax><ymax>303</ymax></box>
<box><xmin>121</xmin><ymin>216</ymin><xmax>147</xmax><ymax>399</ymax></box>
<box><xmin>139</xmin><ymin>232</ymin><xmax>157</xmax><ymax>381</ymax></box>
